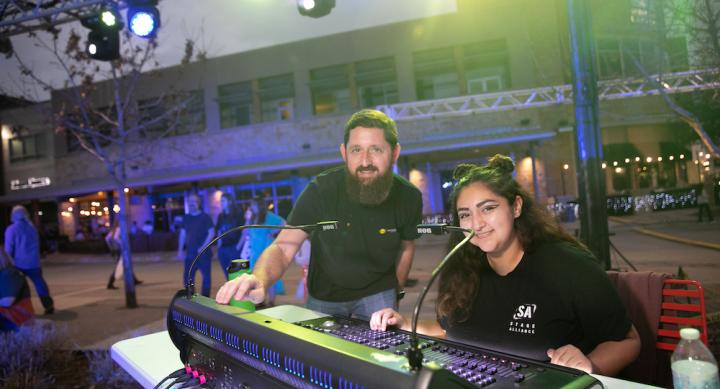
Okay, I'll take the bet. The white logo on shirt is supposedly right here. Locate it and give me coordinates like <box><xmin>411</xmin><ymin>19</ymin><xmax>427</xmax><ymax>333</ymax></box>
<box><xmin>512</xmin><ymin>304</ymin><xmax>537</xmax><ymax>320</ymax></box>
<box><xmin>508</xmin><ymin>304</ymin><xmax>537</xmax><ymax>335</ymax></box>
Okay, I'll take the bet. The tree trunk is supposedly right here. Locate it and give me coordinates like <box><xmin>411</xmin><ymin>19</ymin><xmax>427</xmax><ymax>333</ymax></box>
<box><xmin>117</xmin><ymin>186</ymin><xmax>138</xmax><ymax>308</ymax></box>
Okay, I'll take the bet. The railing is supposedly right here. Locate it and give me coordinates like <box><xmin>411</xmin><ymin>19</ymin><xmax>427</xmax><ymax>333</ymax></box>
<box><xmin>378</xmin><ymin>69</ymin><xmax>720</xmax><ymax>121</ymax></box>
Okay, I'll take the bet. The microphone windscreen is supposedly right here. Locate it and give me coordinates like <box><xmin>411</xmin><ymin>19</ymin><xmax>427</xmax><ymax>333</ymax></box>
<box><xmin>416</xmin><ymin>224</ymin><xmax>446</xmax><ymax>235</ymax></box>
<box><xmin>316</xmin><ymin>221</ymin><xmax>339</xmax><ymax>231</ymax></box>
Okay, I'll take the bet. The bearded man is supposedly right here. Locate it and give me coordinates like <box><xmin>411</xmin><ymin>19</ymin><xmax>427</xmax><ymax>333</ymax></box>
<box><xmin>216</xmin><ymin>109</ymin><xmax>422</xmax><ymax>319</ymax></box>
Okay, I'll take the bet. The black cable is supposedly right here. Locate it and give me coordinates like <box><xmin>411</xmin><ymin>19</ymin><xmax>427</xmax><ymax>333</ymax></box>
<box><xmin>167</xmin><ymin>375</ymin><xmax>194</xmax><ymax>388</ymax></box>
<box><xmin>152</xmin><ymin>367</ymin><xmax>187</xmax><ymax>389</ymax></box>
<box><xmin>177</xmin><ymin>378</ymin><xmax>200</xmax><ymax>388</ymax></box>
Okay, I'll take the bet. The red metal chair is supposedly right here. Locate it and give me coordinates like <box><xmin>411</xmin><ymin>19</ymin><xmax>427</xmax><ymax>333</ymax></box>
<box><xmin>656</xmin><ymin>279</ymin><xmax>709</xmax><ymax>352</ymax></box>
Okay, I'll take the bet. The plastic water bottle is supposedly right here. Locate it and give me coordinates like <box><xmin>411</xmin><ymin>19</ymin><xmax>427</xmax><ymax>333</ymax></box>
<box><xmin>226</xmin><ymin>259</ymin><xmax>256</xmax><ymax>312</ymax></box>
<box><xmin>671</xmin><ymin>328</ymin><xmax>719</xmax><ymax>389</ymax></box>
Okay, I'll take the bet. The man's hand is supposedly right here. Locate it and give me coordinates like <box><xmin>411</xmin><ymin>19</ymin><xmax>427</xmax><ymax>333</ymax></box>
<box><xmin>369</xmin><ymin>308</ymin><xmax>405</xmax><ymax>331</ymax></box>
<box><xmin>547</xmin><ymin>345</ymin><xmax>593</xmax><ymax>373</ymax></box>
<box><xmin>215</xmin><ymin>273</ymin><xmax>266</xmax><ymax>305</ymax></box>
<box><xmin>177</xmin><ymin>250</ymin><xmax>184</xmax><ymax>261</ymax></box>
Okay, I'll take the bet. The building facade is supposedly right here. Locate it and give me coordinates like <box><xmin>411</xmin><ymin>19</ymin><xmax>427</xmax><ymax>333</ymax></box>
<box><xmin>1</xmin><ymin>0</ymin><xmax>716</xmax><ymax>241</ymax></box>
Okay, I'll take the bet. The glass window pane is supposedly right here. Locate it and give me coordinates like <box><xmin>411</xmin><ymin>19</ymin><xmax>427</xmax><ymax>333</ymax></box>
<box><xmin>259</xmin><ymin>74</ymin><xmax>295</xmax><ymax>122</ymax></box>
<box><xmin>218</xmin><ymin>81</ymin><xmax>253</xmax><ymax>128</ymax></box>
<box><xmin>310</xmin><ymin>64</ymin><xmax>349</xmax><ymax>115</ymax></box>
<box><xmin>464</xmin><ymin>39</ymin><xmax>510</xmax><ymax>93</ymax></box>
<box><xmin>356</xmin><ymin>57</ymin><xmax>398</xmax><ymax>107</ymax></box>
<box><xmin>414</xmin><ymin>47</ymin><xmax>458</xmax><ymax>100</ymax></box>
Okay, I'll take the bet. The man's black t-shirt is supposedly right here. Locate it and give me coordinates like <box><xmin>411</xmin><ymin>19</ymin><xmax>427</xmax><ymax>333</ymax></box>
<box><xmin>440</xmin><ymin>241</ymin><xmax>631</xmax><ymax>361</ymax></box>
<box><xmin>288</xmin><ymin>166</ymin><xmax>422</xmax><ymax>302</ymax></box>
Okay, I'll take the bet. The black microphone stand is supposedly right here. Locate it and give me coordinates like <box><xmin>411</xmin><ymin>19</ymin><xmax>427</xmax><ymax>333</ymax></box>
<box><xmin>407</xmin><ymin>224</ymin><xmax>475</xmax><ymax>371</ymax></box>
<box><xmin>184</xmin><ymin>221</ymin><xmax>338</xmax><ymax>299</ymax></box>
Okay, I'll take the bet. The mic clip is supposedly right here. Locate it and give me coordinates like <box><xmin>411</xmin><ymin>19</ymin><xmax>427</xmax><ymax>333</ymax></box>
<box><xmin>406</xmin><ymin>339</ymin><xmax>424</xmax><ymax>371</ymax></box>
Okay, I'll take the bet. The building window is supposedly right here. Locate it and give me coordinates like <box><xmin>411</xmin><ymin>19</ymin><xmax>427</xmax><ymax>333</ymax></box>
<box><xmin>667</xmin><ymin>36</ymin><xmax>689</xmax><ymax>72</ymax></box>
<box><xmin>414</xmin><ymin>40</ymin><xmax>511</xmax><ymax>100</ymax></box>
<box><xmin>176</xmin><ymin>90</ymin><xmax>206</xmax><ymax>135</ymax></box>
<box><xmin>630</xmin><ymin>0</ymin><xmax>656</xmax><ymax>25</ymax></box>
<box><xmin>9</xmin><ymin>133</ymin><xmax>44</xmax><ymax>162</ymax></box>
<box><xmin>218</xmin><ymin>81</ymin><xmax>253</xmax><ymax>128</ymax></box>
<box><xmin>137</xmin><ymin>90</ymin><xmax>205</xmax><ymax>137</ymax></box>
<box><xmin>137</xmin><ymin>98</ymin><xmax>165</xmax><ymax>135</ymax></box>
<box><xmin>310</xmin><ymin>64</ymin><xmax>351</xmax><ymax>115</ymax></box>
<box><xmin>258</xmin><ymin>73</ymin><xmax>295</xmax><ymax>122</ymax></box>
<box><xmin>234</xmin><ymin>180</ymin><xmax>294</xmax><ymax>219</ymax></box>
<box><xmin>596</xmin><ymin>37</ymin><xmax>669</xmax><ymax>79</ymax></box>
<box><xmin>355</xmin><ymin>57</ymin><xmax>398</xmax><ymax>107</ymax></box>
<box><xmin>597</xmin><ymin>38</ymin><xmax>623</xmax><ymax>78</ymax></box>
<box><xmin>64</xmin><ymin>108</ymin><xmax>114</xmax><ymax>152</ymax></box>
<box><xmin>463</xmin><ymin>39</ymin><xmax>510</xmax><ymax>94</ymax></box>
<box><xmin>414</xmin><ymin>47</ymin><xmax>459</xmax><ymax>100</ymax></box>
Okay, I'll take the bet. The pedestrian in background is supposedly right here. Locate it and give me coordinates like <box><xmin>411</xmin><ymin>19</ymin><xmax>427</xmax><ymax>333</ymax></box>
<box><xmin>177</xmin><ymin>193</ymin><xmax>215</xmax><ymax>297</ymax></box>
<box><xmin>105</xmin><ymin>218</ymin><xmax>142</xmax><ymax>289</ymax></box>
<box><xmin>216</xmin><ymin>193</ymin><xmax>244</xmax><ymax>279</ymax></box>
<box><xmin>4</xmin><ymin>205</ymin><xmax>54</xmax><ymax>315</ymax></box>
<box><xmin>697</xmin><ymin>189</ymin><xmax>714</xmax><ymax>222</ymax></box>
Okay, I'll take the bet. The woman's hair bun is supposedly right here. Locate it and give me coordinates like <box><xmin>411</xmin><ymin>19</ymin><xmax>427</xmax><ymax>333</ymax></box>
<box><xmin>452</xmin><ymin>163</ymin><xmax>476</xmax><ymax>180</ymax></box>
<box><xmin>487</xmin><ymin>154</ymin><xmax>515</xmax><ymax>175</ymax></box>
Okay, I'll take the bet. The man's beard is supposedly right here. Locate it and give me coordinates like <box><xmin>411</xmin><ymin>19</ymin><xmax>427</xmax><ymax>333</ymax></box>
<box><xmin>345</xmin><ymin>165</ymin><xmax>394</xmax><ymax>205</ymax></box>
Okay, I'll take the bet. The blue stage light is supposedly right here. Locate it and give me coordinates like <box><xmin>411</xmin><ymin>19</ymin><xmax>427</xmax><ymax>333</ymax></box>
<box><xmin>129</xmin><ymin>10</ymin><xmax>157</xmax><ymax>37</ymax></box>
<box><xmin>127</xmin><ymin>1</ymin><xmax>160</xmax><ymax>38</ymax></box>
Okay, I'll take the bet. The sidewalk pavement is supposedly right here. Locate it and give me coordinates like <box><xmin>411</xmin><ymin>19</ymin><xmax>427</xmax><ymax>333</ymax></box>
<box><xmin>27</xmin><ymin>206</ymin><xmax>720</xmax><ymax>355</ymax></box>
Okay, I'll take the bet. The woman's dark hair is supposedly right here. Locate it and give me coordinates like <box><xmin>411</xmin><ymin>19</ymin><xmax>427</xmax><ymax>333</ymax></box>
<box><xmin>436</xmin><ymin>154</ymin><xmax>583</xmax><ymax>324</ymax></box>
<box><xmin>251</xmin><ymin>196</ymin><xmax>268</xmax><ymax>225</ymax></box>
<box><xmin>221</xmin><ymin>193</ymin><xmax>237</xmax><ymax>215</ymax></box>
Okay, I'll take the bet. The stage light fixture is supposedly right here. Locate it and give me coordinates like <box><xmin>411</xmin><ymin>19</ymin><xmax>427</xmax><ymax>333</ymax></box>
<box><xmin>81</xmin><ymin>8</ymin><xmax>123</xmax><ymax>61</ymax></box>
<box><xmin>297</xmin><ymin>0</ymin><xmax>335</xmax><ymax>18</ymax></box>
<box><xmin>127</xmin><ymin>0</ymin><xmax>160</xmax><ymax>38</ymax></box>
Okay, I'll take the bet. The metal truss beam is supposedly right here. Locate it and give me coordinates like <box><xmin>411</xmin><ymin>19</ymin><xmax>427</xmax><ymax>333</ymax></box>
<box><xmin>0</xmin><ymin>0</ymin><xmax>115</xmax><ymax>38</ymax></box>
<box><xmin>378</xmin><ymin>69</ymin><xmax>720</xmax><ymax>121</ymax></box>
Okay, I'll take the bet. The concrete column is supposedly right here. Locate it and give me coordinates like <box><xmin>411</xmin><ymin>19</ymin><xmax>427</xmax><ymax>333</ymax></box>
<box><xmin>294</xmin><ymin>69</ymin><xmax>313</xmax><ymax>120</ymax></box>
<box><xmin>395</xmin><ymin>50</ymin><xmax>416</xmax><ymax>102</ymax></box>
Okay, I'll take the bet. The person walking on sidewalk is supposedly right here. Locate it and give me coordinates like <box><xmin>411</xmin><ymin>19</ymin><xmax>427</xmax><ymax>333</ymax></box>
<box><xmin>177</xmin><ymin>193</ymin><xmax>215</xmax><ymax>297</ymax></box>
<box><xmin>4</xmin><ymin>205</ymin><xmax>54</xmax><ymax>315</ymax></box>
<box><xmin>215</xmin><ymin>193</ymin><xmax>244</xmax><ymax>279</ymax></box>
<box><xmin>105</xmin><ymin>219</ymin><xmax>142</xmax><ymax>289</ymax></box>
<box><xmin>697</xmin><ymin>190</ymin><xmax>714</xmax><ymax>222</ymax></box>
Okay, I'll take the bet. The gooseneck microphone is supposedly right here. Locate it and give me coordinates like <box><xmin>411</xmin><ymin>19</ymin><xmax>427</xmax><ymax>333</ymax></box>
<box><xmin>406</xmin><ymin>223</ymin><xmax>475</xmax><ymax>371</ymax></box>
<box><xmin>184</xmin><ymin>221</ymin><xmax>339</xmax><ymax>299</ymax></box>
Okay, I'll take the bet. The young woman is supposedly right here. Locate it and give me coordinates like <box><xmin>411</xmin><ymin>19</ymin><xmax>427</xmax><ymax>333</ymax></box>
<box><xmin>370</xmin><ymin>154</ymin><xmax>640</xmax><ymax>376</ymax></box>
<box><xmin>236</xmin><ymin>196</ymin><xmax>286</xmax><ymax>304</ymax></box>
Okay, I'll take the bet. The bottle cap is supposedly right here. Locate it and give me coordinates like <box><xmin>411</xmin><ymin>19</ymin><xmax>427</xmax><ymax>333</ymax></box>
<box><xmin>679</xmin><ymin>327</ymin><xmax>700</xmax><ymax>340</ymax></box>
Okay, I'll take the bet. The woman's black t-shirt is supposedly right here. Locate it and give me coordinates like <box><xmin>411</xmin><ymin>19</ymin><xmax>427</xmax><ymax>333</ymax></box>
<box><xmin>440</xmin><ymin>241</ymin><xmax>631</xmax><ymax>361</ymax></box>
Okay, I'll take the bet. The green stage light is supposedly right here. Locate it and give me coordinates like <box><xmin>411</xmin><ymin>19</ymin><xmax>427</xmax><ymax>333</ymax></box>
<box><xmin>81</xmin><ymin>9</ymin><xmax>123</xmax><ymax>61</ymax></box>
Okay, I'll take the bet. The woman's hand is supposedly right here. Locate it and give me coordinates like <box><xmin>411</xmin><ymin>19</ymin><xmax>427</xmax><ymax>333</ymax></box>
<box><xmin>547</xmin><ymin>345</ymin><xmax>593</xmax><ymax>373</ymax></box>
<box><xmin>369</xmin><ymin>308</ymin><xmax>405</xmax><ymax>331</ymax></box>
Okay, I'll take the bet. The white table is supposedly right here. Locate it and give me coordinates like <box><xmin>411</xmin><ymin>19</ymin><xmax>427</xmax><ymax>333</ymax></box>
<box><xmin>111</xmin><ymin>305</ymin><xmax>662</xmax><ymax>389</ymax></box>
